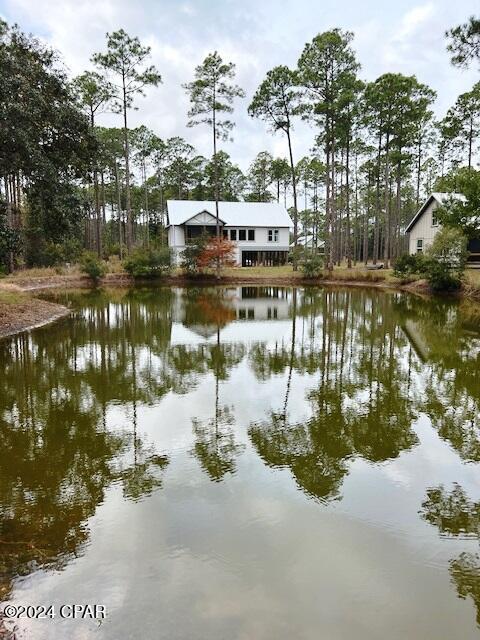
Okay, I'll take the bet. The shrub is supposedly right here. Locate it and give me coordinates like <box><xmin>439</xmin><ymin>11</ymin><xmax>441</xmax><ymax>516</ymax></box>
<box><xmin>424</xmin><ymin>259</ymin><xmax>462</xmax><ymax>292</ymax></box>
<box><xmin>301</xmin><ymin>253</ymin><xmax>323</xmax><ymax>278</ymax></box>
<box><xmin>196</xmin><ymin>237</ymin><xmax>236</xmax><ymax>273</ymax></box>
<box><xmin>181</xmin><ymin>235</ymin><xmax>209</xmax><ymax>275</ymax></box>
<box><xmin>123</xmin><ymin>247</ymin><xmax>172</xmax><ymax>279</ymax></box>
<box><xmin>81</xmin><ymin>252</ymin><xmax>106</xmax><ymax>284</ymax></box>
<box><xmin>427</xmin><ymin>227</ymin><xmax>468</xmax><ymax>273</ymax></box>
<box><xmin>393</xmin><ymin>254</ymin><xmax>421</xmax><ymax>277</ymax></box>
<box><xmin>43</xmin><ymin>242</ymin><xmax>65</xmax><ymax>267</ymax></box>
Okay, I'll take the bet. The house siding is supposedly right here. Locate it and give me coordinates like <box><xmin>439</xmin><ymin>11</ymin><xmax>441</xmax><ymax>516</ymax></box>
<box><xmin>408</xmin><ymin>200</ymin><xmax>440</xmax><ymax>255</ymax></box>
<box><xmin>169</xmin><ymin>225</ymin><xmax>290</xmax><ymax>266</ymax></box>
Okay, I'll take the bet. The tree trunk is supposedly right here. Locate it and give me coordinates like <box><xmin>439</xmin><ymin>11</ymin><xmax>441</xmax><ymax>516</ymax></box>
<box><xmin>286</xmin><ymin>128</ymin><xmax>298</xmax><ymax>271</ymax></box>
<box><xmin>324</xmin><ymin>129</ymin><xmax>332</xmax><ymax>272</ymax></box>
<box><xmin>122</xmin><ymin>75</ymin><xmax>133</xmax><ymax>253</ymax></box>
<box><xmin>212</xmin><ymin>84</ymin><xmax>221</xmax><ymax>280</ymax></box>
<box><xmin>345</xmin><ymin>131</ymin><xmax>352</xmax><ymax>269</ymax></box>
<box><xmin>115</xmin><ymin>161</ymin><xmax>124</xmax><ymax>260</ymax></box>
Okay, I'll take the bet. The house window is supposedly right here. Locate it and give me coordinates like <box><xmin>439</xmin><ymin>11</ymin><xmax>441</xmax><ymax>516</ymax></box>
<box><xmin>239</xmin><ymin>229</ymin><xmax>246</xmax><ymax>241</ymax></box>
<box><xmin>416</xmin><ymin>239</ymin><xmax>424</xmax><ymax>254</ymax></box>
<box><xmin>268</xmin><ymin>229</ymin><xmax>279</xmax><ymax>242</ymax></box>
<box><xmin>432</xmin><ymin>212</ymin><xmax>439</xmax><ymax>227</ymax></box>
<box><xmin>230</xmin><ymin>229</ymin><xmax>237</xmax><ymax>241</ymax></box>
<box><xmin>248</xmin><ymin>229</ymin><xmax>255</xmax><ymax>241</ymax></box>
<box><xmin>223</xmin><ymin>229</ymin><xmax>228</xmax><ymax>239</ymax></box>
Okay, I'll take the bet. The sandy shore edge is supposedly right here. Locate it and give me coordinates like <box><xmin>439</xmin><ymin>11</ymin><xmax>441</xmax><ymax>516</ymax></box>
<box><xmin>0</xmin><ymin>296</ymin><xmax>70</xmax><ymax>340</ymax></box>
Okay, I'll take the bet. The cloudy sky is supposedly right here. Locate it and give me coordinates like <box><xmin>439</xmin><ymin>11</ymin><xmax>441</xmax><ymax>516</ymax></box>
<box><xmin>0</xmin><ymin>0</ymin><xmax>478</xmax><ymax>170</ymax></box>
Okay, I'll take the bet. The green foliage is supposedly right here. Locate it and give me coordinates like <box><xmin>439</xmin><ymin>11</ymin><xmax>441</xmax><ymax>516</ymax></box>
<box><xmin>394</xmin><ymin>228</ymin><xmax>467</xmax><ymax>292</ymax></box>
<box><xmin>245</xmin><ymin>151</ymin><xmax>273</xmax><ymax>202</ymax></box>
<box><xmin>393</xmin><ymin>253</ymin><xmax>428</xmax><ymax>278</ymax></box>
<box><xmin>248</xmin><ymin>65</ymin><xmax>301</xmax><ymax>135</ymax></box>
<box><xmin>184</xmin><ymin>51</ymin><xmax>245</xmax><ymax>141</ymax></box>
<box><xmin>1</xmin><ymin>21</ymin><xmax>96</xmax><ymax>265</ymax></box>
<box><xmin>28</xmin><ymin>237</ymin><xmax>83</xmax><ymax>268</ymax></box>
<box><xmin>124</xmin><ymin>247</ymin><xmax>172</xmax><ymax>279</ymax></box>
<box><xmin>446</xmin><ymin>17</ymin><xmax>480</xmax><ymax>69</ymax></box>
<box><xmin>427</xmin><ymin>227</ymin><xmax>468</xmax><ymax>271</ymax></box>
<box><xmin>92</xmin><ymin>30</ymin><xmax>162</xmax><ymax>111</ymax></box>
<box><xmin>73</xmin><ymin>71</ymin><xmax>114</xmax><ymax>123</ymax></box>
<box><xmin>435</xmin><ymin>168</ymin><xmax>480</xmax><ymax>238</ymax></box>
<box><xmin>0</xmin><ymin>206</ymin><xmax>20</xmax><ymax>271</ymax></box>
<box><xmin>301</xmin><ymin>253</ymin><xmax>324</xmax><ymax>278</ymax></box>
<box><xmin>181</xmin><ymin>235</ymin><xmax>208</xmax><ymax>275</ymax></box>
<box><xmin>424</xmin><ymin>260</ymin><xmax>462</xmax><ymax>292</ymax></box>
<box><xmin>81</xmin><ymin>251</ymin><xmax>106</xmax><ymax>283</ymax></box>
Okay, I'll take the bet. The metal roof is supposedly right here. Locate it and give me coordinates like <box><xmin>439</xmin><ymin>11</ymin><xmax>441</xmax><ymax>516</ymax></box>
<box><xmin>167</xmin><ymin>200</ymin><xmax>293</xmax><ymax>228</ymax></box>
<box><xmin>405</xmin><ymin>192</ymin><xmax>466</xmax><ymax>233</ymax></box>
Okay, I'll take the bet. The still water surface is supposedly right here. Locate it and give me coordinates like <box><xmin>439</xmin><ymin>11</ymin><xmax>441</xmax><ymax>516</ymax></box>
<box><xmin>1</xmin><ymin>285</ymin><xmax>480</xmax><ymax>639</ymax></box>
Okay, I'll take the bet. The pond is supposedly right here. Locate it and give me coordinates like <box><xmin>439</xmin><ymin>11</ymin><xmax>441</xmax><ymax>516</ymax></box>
<box><xmin>1</xmin><ymin>285</ymin><xmax>480</xmax><ymax>639</ymax></box>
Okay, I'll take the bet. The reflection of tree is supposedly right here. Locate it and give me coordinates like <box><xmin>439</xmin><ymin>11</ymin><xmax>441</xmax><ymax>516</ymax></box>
<box><xmin>250</xmin><ymin>289</ymin><xmax>417</xmax><ymax>502</ymax></box>
<box><xmin>420</xmin><ymin>484</ymin><xmax>480</xmax><ymax>626</ymax></box>
<box><xmin>420</xmin><ymin>484</ymin><xmax>480</xmax><ymax>538</ymax></box>
<box><xmin>397</xmin><ymin>295</ymin><xmax>480</xmax><ymax>462</ymax></box>
<box><xmin>121</xmin><ymin>437</ymin><xmax>169</xmax><ymax>501</ymax></box>
<box><xmin>191</xmin><ymin>325</ymin><xmax>244</xmax><ymax>482</ymax></box>
<box><xmin>450</xmin><ymin>553</ymin><xmax>480</xmax><ymax>626</ymax></box>
<box><xmin>0</xmin><ymin>289</ymin><xmax>180</xmax><ymax>601</ymax></box>
<box><xmin>192</xmin><ymin>405</ymin><xmax>243</xmax><ymax>482</ymax></box>
<box><xmin>1</xmin><ymin>283</ymin><xmax>479</xmax><ymax>604</ymax></box>
<box><xmin>182</xmin><ymin>288</ymin><xmax>236</xmax><ymax>338</ymax></box>
<box><xmin>0</xmin><ymin>410</ymin><xmax>168</xmax><ymax>600</ymax></box>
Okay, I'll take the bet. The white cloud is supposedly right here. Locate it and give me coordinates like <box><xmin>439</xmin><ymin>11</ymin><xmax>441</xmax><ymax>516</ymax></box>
<box><xmin>1</xmin><ymin>0</ymin><xmax>479</xmax><ymax>171</ymax></box>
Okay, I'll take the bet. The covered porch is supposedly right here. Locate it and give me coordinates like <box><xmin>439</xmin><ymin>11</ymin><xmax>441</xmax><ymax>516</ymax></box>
<box><xmin>241</xmin><ymin>250</ymin><xmax>288</xmax><ymax>267</ymax></box>
<box><xmin>183</xmin><ymin>209</ymin><xmax>225</xmax><ymax>243</ymax></box>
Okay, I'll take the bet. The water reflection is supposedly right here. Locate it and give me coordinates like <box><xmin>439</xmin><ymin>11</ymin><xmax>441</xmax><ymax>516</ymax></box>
<box><xmin>0</xmin><ymin>285</ymin><xmax>479</xmax><ymax>634</ymax></box>
<box><xmin>250</xmin><ymin>289</ymin><xmax>418</xmax><ymax>501</ymax></box>
<box><xmin>421</xmin><ymin>484</ymin><xmax>480</xmax><ymax>624</ymax></box>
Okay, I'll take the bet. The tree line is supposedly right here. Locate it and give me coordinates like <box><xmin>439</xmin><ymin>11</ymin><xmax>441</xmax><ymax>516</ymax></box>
<box><xmin>0</xmin><ymin>16</ymin><xmax>479</xmax><ymax>271</ymax></box>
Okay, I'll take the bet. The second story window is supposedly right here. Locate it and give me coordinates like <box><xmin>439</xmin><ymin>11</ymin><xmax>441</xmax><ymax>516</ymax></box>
<box><xmin>432</xmin><ymin>212</ymin><xmax>438</xmax><ymax>227</ymax></box>
<box><xmin>248</xmin><ymin>229</ymin><xmax>255</xmax><ymax>241</ymax></box>
<box><xmin>268</xmin><ymin>229</ymin><xmax>279</xmax><ymax>242</ymax></box>
<box><xmin>239</xmin><ymin>229</ymin><xmax>246</xmax><ymax>241</ymax></box>
<box><xmin>230</xmin><ymin>229</ymin><xmax>237</xmax><ymax>241</ymax></box>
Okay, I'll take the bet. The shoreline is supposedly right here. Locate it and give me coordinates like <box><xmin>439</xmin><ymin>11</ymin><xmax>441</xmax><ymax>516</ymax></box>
<box><xmin>0</xmin><ymin>294</ymin><xmax>70</xmax><ymax>340</ymax></box>
<box><xmin>0</xmin><ymin>270</ymin><xmax>477</xmax><ymax>339</ymax></box>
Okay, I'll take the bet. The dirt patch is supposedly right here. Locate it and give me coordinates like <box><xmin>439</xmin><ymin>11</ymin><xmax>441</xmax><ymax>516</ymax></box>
<box><xmin>0</xmin><ymin>296</ymin><xmax>70</xmax><ymax>339</ymax></box>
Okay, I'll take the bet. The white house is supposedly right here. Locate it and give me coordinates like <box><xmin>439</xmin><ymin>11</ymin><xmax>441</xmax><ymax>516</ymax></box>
<box><xmin>167</xmin><ymin>200</ymin><xmax>292</xmax><ymax>266</ymax></box>
<box><xmin>405</xmin><ymin>192</ymin><xmax>466</xmax><ymax>255</ymax></box>
<box><xmin>290</xmin><ymin>234</ymin><xmax>324</xmax><ymax>252</ymax></box>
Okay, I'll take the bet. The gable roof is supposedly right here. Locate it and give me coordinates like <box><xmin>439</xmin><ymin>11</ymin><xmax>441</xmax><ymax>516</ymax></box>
<box><xmin>167</xmin><ymin>200</ymin><xmax>292</xmax><ymax>228</ymax></box>
<box><xmin>405</xmin><ymin>192</ymin><xmax>466</xmax><ymax>233</ymax></box>
<box><xmin>183</xmin><ymin>210</ymin><xmax>227</xmax><ymax>226</ymax></box>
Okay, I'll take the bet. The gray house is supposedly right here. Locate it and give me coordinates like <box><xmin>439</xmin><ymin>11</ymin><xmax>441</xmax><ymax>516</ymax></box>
<box><xmin>167</xmin><ymin>200</ymin><xmax>292</xmax><ymax>266</ymax></box>
<box><xmin>405</xmin><ymin>192</ymin><xmax>480</xmax><ymax>266</ymax></box>
<box><xmin>405</xmin><ymin>192</ymin><xmax>466</xmax><ymax>255</ymax></box>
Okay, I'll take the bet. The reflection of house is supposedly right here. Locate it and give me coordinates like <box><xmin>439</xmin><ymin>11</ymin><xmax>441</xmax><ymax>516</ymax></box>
<box><xmin>402</xmin><ymin>319</ymin><xmax>431</xmax><ymax>362</ymax></box>
<box><xmin>405</xmin><ymin>192</ymin><xmax>480</xmax><ymax>266</ymax></box>
<box><xmin>170</xmin><ymin>287</ymin><xmax>293</xmax><ymax>342</ymax></box>
<box><xmin>167</xmin><ymin>200</ymin><xmax>292</xmax><ymax>267</ymax></box>
<box><xmin>402</xmin><ymin>313</ymin><xmax>480</xmax><ymax>364</ymax></box>
<box><xmin>234</xmin><ymin>287</ymin><xmax>290</xmax><ymax>321</ymax></box>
